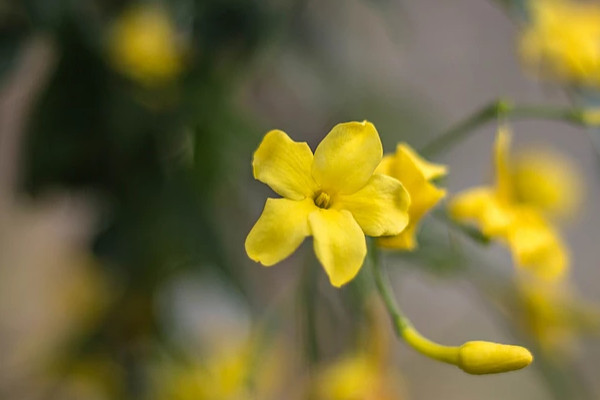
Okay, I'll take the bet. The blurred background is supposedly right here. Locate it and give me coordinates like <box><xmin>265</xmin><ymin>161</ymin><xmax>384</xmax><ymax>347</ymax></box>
<box><xmin>1</xmin><ymin>0</ymin><xmax>600</xmax><ymax>399</ymax></box>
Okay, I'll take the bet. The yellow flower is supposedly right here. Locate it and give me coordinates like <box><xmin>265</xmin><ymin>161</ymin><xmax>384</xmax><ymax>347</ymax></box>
<box><xmin>519</xmin><ymin>0</ymin><xmax>600</xmax><ymax>87</ymax></box>
<box><xmin>245</xmin><ymin>121</ymin><xmax>410</xmax><ymax>287</ymax></box>
<box><xmin>449</xmin><ymin>127</ymin><xmax>569</xmax><ymax>281</ymax></box>
<box><xmin>108</xmin><ymin>5</ymin><xmax>183</xmax><ymax>86</ymax></box>
<box><xmin>375</xmin><ymin>143</ymin><xmax>447</xmax><ymax>250</ymax></box>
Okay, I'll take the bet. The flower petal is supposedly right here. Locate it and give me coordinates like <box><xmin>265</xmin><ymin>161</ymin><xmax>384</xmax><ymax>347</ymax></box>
<box><xmin>312</xmin><ymin>121</ymin><xmax>382</xmax><ymax>195</ymax></box>
<box><xmin>252</xmin><ymin>130</ymin><xmax>316</xmax><ymax>200</ymax></box>
<box><xmin>449</xmin><ymin>187</ymin><xmax>513</xmax><ymax>237</ymax></box>
<box><xmin>396</xmin><ymin>143</ymin><xmax>448</xmax><ymax>181</ymax></box>
<box><xmin>308</xmin><ymin>209</ymin><xmax>367</xmax><ymax>287</ymax></box>
<box><xmin>315</xmin><ymin>355</ymin><xmax>380</xmax><ymax>400</ymax></box>
<box><xmin>512</xmin><ymin>149</ymin><xmax>583</xmax><ymax>219</ymax></box>
<box><xmin>494</xmin><ymin>126</ymin><xmax>513</xmax><ymax>201</ymax></box>
<box><xmin>374</xmin><ymin>155</ymin><xmax>395</xmax><ymax>176</ymax></box>
<box><xmin>378</xmin><ymin>224</ymin><xmax>418</xmax><ymax>250</ymax></box>
<box><xmin>245</xmin><ymin>198</ymin><xmax>316</xmax><ymax>266</ymax></box>
<box><xmin>377</xmin><ymin>144</ymin><xmax>446</xmax><ymax>249</ymax></box>
<box><xmin>334</xmin><ymin>174</ymin><xmax>410</xmax><ymax>237</ymax></box>
<box><xmin>506</xmin><ymin>210</ymin><xmax>569</xmax><ymax>281</ymax></box>
<box><xmin>378</xmin><ymin>181</ymin><xmax>445</xmax><ymax>251</ymax></box>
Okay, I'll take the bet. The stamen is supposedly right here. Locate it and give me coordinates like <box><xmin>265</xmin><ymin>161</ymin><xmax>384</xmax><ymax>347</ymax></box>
<box><xmin>314</xmin><ymin>191</ymin><xmax>332</xmax><ymax>209</ymax></box>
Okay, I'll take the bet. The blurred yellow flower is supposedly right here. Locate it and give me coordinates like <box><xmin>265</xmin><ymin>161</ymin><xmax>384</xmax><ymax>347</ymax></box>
<box><xmin>159</xmin><ymin>336</ymin><xmax>288</xmax><ymax>400</ymax></box>
<box><xmin>504</xmin><ymin>211</ymin><xmax>568</xmax><ymax>280</ymax></box>
<box><xmin>581</xmin><ymin>108</ymin><xmax>600</xmax><ymax>125</ymax></box>
<box><xmin>449</xmin><ymin>127</ymin><xmax>570</xmax><ymax>281</ymax></box>
<box><xmin>312</xmin><ymin>299</ymin><xmax>405</xmax><ymax>400</ymax></box>
<box><xmin>519</xmin><ymin>0</ymin><xmax>600</xmax><ymax>87</ymax></box>
<box><xmin>108</xmin><ymin>5</ymin><xmax>183</xmax><ymax>86</ymax></box>
<box><xmin>53</xmin><ymin>355</ymin><xmax>125</xmax><ymax>400</ymax></box>
<box><xmin>376</xmin><ymin>143</ymin><xmax>447</xmax><ymax>250</ymax></box>
<box><xmin>515</xmin><ymin>276</ymin><xmax>600</xmax><ymax>357</ymax></box>
<box><xmin>313</xmin><ymin>354</ymin><xmax>403</xmax><ymax>400</ymax></box>
<box><xmin>245</xmin><ymin>121</ymin><xmax>410</xmax><ymax>287</ymax></box>
<box><xmin>512</xmin><ymin>149</ymin><xmax>582</xmax><ymax>219</ymax></box>
<box><xmin>168</xmin><ymin>345</ymin><xmax>251</xmax><ymax>400</ymax></box>
<box><xmin>517</xmin><ymin>278</ymin><xmax>575</xmax><ymax>356</ymax></box>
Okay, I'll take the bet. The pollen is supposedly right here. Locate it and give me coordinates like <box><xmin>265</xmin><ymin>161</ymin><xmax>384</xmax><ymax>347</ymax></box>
<box><xmin>314</xmin><ymin>191</ymin><xmax>332</xmax><ymax>209</ymax></box>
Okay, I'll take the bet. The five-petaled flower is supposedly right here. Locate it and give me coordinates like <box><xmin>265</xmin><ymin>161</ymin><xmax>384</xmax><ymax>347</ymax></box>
<box><xmin>245</xmin><ymin>121</ymin><xmax>410</xmax><ymax>287</ymax></box>
<box><xmin>376</xmin><ymin>143</ymin><xmax>447</xmax><ymax>250</ymax></box>
<box><xmin>449</xmin><ymin>126</ymin><xmax>569</xmax><ymax>281</ymax></box>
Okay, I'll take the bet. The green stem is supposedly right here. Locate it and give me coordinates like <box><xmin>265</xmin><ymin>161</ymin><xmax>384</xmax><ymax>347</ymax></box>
<box><xmin>302</xmin><ymin>254</ymin><xmax>320</xmax><ymax>365</ymax></box>
<box><xmin>420</xmin><ymin>99</ymin><xmax>584</xmax><ymax>157</ymax></box>
<box><xmin>369</xmin><ymin>242</ymin><xmax>459</xmax><ymax>364</ymax></box>
<box><xmin>419</xmin><ymin>100</ymin><xmax>505</xmax><ymax>157</ymax></box>
<box><xmin>370</xmin><ymin>244</ymin><xmax>410</xmax><ymax>334</ymax></box>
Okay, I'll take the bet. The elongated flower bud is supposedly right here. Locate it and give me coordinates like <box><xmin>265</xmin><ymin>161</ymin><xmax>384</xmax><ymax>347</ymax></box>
<box><xmin>457</xmin><ymin>341</ymin><xmax>533</xmax><ymax>375</ymax></box>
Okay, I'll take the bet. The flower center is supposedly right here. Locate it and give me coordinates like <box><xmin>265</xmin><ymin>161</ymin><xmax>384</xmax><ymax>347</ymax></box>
<box><xmin>313</xmin><ymin>191</ymin><xmax>332</xmax><ymax>209</ymax></box>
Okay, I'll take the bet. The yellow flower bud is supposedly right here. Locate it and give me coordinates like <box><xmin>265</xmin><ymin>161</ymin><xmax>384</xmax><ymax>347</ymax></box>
<box><xmin>457</xmin><ymin>341</ymin><xmax>533</xmax><ymax>375</ymax></box>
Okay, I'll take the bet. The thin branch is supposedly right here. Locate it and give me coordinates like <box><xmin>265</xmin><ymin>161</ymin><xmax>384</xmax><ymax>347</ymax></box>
<box><xmin>420</xmin><ymin>99</ymin><xmax>585</xmax><ymax>158</ymax></box>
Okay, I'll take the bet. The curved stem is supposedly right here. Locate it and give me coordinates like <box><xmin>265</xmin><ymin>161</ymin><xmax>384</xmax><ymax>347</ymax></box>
<box><xmin>370</xmin><ymin>242</ymin><xmax>409</xmax><ymax>335</ymax></box>
<box><xmin>369</xmin><ymin>242</ymin><xmax>459</xmax><ymax>365</ymax></box>
<box><xmin>420</xmin><ymin>99</ymin><xmax>584</xmax><ymax>157</ymax></box>
<box><xmin>402</xmin><ymin>326</ymin><xmax>460</xmax><ymax>364</ymax></box>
